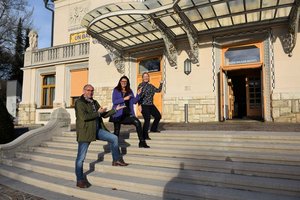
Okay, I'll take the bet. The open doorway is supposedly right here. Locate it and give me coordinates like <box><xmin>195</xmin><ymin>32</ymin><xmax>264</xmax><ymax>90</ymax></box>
<box><xmin>226</xmin><ymin>68</ymin><xmax>262</xmax><ymax>120</ymax></box>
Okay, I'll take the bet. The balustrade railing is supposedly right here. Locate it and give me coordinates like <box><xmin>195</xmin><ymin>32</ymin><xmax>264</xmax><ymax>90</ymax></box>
<box><xmin>24</xmin><ymin>42</ymin><xmax>90</xmax><ymax>67</ymax></box>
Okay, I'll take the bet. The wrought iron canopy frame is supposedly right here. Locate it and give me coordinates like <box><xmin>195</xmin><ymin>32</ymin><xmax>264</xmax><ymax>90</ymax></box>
<box><xmin>82</xmin><ymin>0</ymin><xmax>300</xmax><ymax>69</ymax></box>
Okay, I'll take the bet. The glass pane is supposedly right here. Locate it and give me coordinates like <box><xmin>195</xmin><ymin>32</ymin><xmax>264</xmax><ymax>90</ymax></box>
<box><xmin>109</xmin><ymin>16</ymin><xmax>125</xmax><ymax>26</ymax></box>
<box><xmin>43</xmin><ymin>88</ymin><xmax>48</xmax><ymax>106</ymax></box>
<box><xmin>115</xmin><ymin>28</ymin><xmax>130</xmax><ymax>37</ymax></box>
<box><xmin>261</xmin><ymin>9</ymin><xmax>275</xmax><ymax>20</ymax></box>
<box><xmin>219</xmin><ymin>17</ymin><xmax>232</xmax><ymax>27</ymax></box>
<box><xmin>160</xmin><ymin>16</ymin><xmax>177</xmax><ymax>27</ymax></box>
<box><xmin>206</xmin><ymin>20</ymin><xmax>219</xmax><ymax>29</ymax></box>
<box><xmin>96</xmin><ymin>22</ymin><xmax>108</xmax><ymax>30</ymax></box>
<box><xmin>124</xmin><ymin>26</ymin><xmax>139</xmax><ymax>35</ymax></box>
<box><xmin>232</xmin><ymin>15</ymin><xmax>246</xmax><ymax>24</ymax></box>
<box><xmin>109</xmin><ymin>30</ymin><xmax>123</xmax><ymax>39</ymax></box>
<box><xmin>194</xmin><ymin>22</ymin><xmax>208</xmax><ymax>31</ymax></box>
<box><xmin>246</xmin><ymin>0</ymin><xmax>261</xmax><ymax>10</ymax></box>
<box><xmin>279</xmin><ymin>0</ymin><xmax>294</xmax><ymax>5</ymax></box>
<box><xmin>120</xmin><ymin>15</ymin><xmax>135</xmax><ymax>23</ymax></box>
<box><xmin>132</xmin><ymin>24</ymin><xmax>147</xmax><ymax>33</ymax></box>
<box><xmin>90</xmin><ymin>25</ymin><xmax>101</xmax><ymax>33</ymax></box>
<box><xmin>50</xmin><ymin>87</ymin><xmax>55</xmax><ymax>106</ymax></box>
<box><xmin>116</xmin><ymin>41</ymin><xmax>129</xmax><ymax>47</ymax></box>
<box><xmin>139</xmin><ymin>58</ymin><xmax>161</xmax><ymax>74</ymax></box>
<box><xmin>213</xmin><ymin>3</ymin><xmax>229</xmax><ymax>16</ymax></box>
<box><xmin>101</xmin><ymin>18</ymin><xmax>117</xmax><ymax>28</ymax></box>
<box><xmin>144</xmin><ymin>33</ymin><xmax>158</xmax><ymax>41</ymax></box>
<box><xmin>193</xmin><ymin>0</ymin><xmax>209</xmax><ymax>6</ymax></box>
<box><xmin>225</xmin><ymin>45</ymin><xmax>260</xmax><ymax>65</ymax></box>
<box><xmin>229</xmin><ymin>0</ymin><xmax>244</xmax><ymax>13</ymax></box>
<box><xmin>123</xmin><ymin>39</ymin><xmax>135</xmax><ymax>46</ymax></box>
<box><xmin>262</xmin><ymin>0</ymin><xmax>277</xmax><ymax>7</ymax></box>
<box><xmin>276</xmin><ymin>7</ymin><xmax>291</xmax><ymax>18</ymax></box>
<box><xmin>184</xmin><ymin>9</ymin><xmax>202</xmax><ymax>22</ymax></box>
<box><xmin>198</xmin><ymin>6</ymin><xmax>215</xmax><ymax>19</ymax></box>
<box><xmin>178</xmin><ymin>0</ymin><xmax>196</xmax><ymax>9</ymax></box>
<box><xmin>247</xmin><ymin>12</ymin><xmax>260</xmax><ymax>22</ymax></box>
<box><xmin>44</xmin><ymin>75</ymin><xmax>55</xmax><ymax>85</ymax></box>
<box><xmin>129</xmin><ymin>37</ymin><xmax>143</xmax><ymax>44</ymax></box>
<box><xmin>136</xmin><ymin>35</ymin><xmax>150</xmax><ymax>42</ymax></box>
<box><xmin>171</xmin><ymin>27</ymin><xmax>185</xmax><ymax>36</ymax></box>
<box><xmin>102</xmin><ymin>33</ymin><xmax>117</xmax><ymax>40</ymax></box>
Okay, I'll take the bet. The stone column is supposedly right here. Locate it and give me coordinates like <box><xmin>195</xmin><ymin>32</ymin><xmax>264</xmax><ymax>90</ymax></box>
<box><xmin>53</xmin><ymin>64</ymin><xmax>66</xmax><ymax>108</ymax></box>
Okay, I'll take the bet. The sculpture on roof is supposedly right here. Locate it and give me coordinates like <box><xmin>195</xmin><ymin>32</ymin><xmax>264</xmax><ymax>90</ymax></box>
<box><xmin>27</xmin><ymin>30</ymin><xmax>38</xmax><ymax>51</ymax></box>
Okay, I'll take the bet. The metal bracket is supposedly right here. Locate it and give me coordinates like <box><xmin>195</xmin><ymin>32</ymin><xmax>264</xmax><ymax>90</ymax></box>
<box><xmin>173</xmin><ymin>4</ymin><xmax>199</xmax><ymax>65</ymax></box>
<box><xmin>286</xmin><ymin>0</ymin><xmax>300</xmax><ymax>56</ymax></box>
<box><xmin>149</xmin><ymin>18</ymin><xmax>177</xmax><ymax>67</ymax></box>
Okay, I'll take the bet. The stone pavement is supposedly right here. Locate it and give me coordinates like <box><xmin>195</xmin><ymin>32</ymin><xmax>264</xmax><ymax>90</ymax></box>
<box><xmin>0</xmin><ymin>183</ymin><xmax>45</xmax><ymax>200</ymax></box>
<box><xmin>2</xmin><ymin>121</ymin><xmax>300</xmax><ymax>199</ymax></box>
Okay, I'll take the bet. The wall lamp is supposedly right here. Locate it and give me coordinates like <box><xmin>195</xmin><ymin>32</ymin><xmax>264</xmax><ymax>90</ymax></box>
<box><xmin>184</xmin><ymin>58</ymin><xmax>191</xmax><ymax>75</ymax></box>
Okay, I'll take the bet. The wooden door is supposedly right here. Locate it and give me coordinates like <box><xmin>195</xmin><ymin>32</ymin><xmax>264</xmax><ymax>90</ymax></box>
<box><xmin>136</xmin><ymin>57</ymin><xmax>163</xmax><ymax>116</ymax></box>
<box><xmin>246</xmin><ymin>76</ymin><xmax>262</xmax><ymax>118</ymax></box>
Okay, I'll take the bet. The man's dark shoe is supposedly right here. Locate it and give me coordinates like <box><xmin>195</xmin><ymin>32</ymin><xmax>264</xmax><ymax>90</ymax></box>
<box><xmin>139</xmin><ymin>141</ymin><xmax>150</xmax><ymax>148</ymax></box>
<box><xmin>76</xmin><ymin>180</ymin><xmax>89</xmax><ymax>188</ymax></box>
<box><xmin>145</xmin><ymin>137</ymin><xmax>152</xmax><ymax>140</ymax></box>
<box><xmin>112</xmin><ymin>160</ymin><xmax>129</xmax><ymax>166</ymax></box>
<box><xmin>150</xmin><ymin>130</ymin><xmax>160</xmax><ymax>133</ymax></box>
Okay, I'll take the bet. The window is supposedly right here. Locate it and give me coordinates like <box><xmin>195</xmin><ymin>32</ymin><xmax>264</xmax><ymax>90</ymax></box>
<box><xmin>224</xmin><ymin>45</ymin><xmax>260</xmax><ymax>66</ymax></box>
<box><xmin>139</xmin><ymin>57</ymin><xmax>161</xmax><ymax>74</ymax></box>
<box><xmin>41</xmin><ymin>74</ymin><xmax>55</xmax><ymax>108</ymax></box>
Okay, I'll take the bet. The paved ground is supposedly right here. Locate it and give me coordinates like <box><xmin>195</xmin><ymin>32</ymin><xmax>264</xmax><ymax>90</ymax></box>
<box><xmin>0</xmin><ymin>183</ymin><xmax>45</xmax><ymax>200</ymax></box>
<box><xmin>2</xmin><ymin>121</ymin><xmax>300</xmax><ymax>199</ymax></box>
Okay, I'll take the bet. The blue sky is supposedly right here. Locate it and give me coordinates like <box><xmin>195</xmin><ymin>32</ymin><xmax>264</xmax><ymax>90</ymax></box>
<box><xmin>28</xmin><ymin>0</ymin><xmax>52</xmax><ymax>48</ymax></box>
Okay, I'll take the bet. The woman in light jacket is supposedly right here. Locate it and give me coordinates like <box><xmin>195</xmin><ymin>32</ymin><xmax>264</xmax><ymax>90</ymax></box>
<box><xmin>110</xmin><ymin>76</ymin><xmax>150</xmax><ymax>148</ymax></box>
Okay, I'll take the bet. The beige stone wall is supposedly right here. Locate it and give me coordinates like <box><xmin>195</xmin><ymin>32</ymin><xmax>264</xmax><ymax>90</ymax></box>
<box><xmin>162</xmin><ymin>96</ymin><xmax>216</xmax><ymax>122</ymax></box>
<box><xmin>18</xmin><ymin>103</ymin><xmax>36</xmax><ymax>125</ymax></box>
<box><xmin>271</xmin><ymin>93</ymin><xmax>300</xmax><ymax>123</ymax></box>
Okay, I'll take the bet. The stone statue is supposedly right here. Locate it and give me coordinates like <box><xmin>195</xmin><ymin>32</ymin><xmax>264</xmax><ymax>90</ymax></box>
<box><xmin>27</xmin><ymin>30</ymin><xmax>38</xmax><ymax>51</ymax></box>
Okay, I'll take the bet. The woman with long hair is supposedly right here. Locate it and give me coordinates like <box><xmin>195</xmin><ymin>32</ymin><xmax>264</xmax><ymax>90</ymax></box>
<box><xmin>110</xmin><ymin>76</ymin><xmax>150</xmax><ymax>148</ymax></box>
<box><xmin>138</xmin><ymin>72</ymin><xmax>163</xmax><ymax>140</ymax></box>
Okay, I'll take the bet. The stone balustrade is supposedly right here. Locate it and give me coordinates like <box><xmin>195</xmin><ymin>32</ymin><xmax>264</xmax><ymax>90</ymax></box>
<box><xmin>24</xmin><ymin>42</ymin><xmax>89</xmax><ymax>67</ymax></box>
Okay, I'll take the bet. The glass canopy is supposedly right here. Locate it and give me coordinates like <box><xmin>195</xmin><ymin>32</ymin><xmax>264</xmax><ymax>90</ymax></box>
<box><xmin>82</xmin><ymin>0</ymin><xmax>297</xmax><ymax>52</ymax></box>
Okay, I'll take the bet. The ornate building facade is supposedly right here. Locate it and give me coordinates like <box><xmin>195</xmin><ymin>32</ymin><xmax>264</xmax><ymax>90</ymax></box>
<box><xmin>19</xmin><ymin>0</ymin><xmax>300</xmax><ymax>124</ymax></box>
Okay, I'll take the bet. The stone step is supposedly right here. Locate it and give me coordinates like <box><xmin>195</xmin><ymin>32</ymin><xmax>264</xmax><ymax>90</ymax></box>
<box><xmin>51</xmin><ymin>136</ymin><xmax>300</xmax><ymax>154</ymax></box>
<box><xmin>1</xmin><ymin>159</ymin><xmax>299</xmax><ymax>200</ymax></box>
<box><xmin>42</xmin><ymin>140</ymin><xmax>300</xmax><ymax>166</ymax></box>
<box><xmin>21</xmin><ymin>148</ymin><xmax>300</xmax><ymax>180</ymax></box>
<box><xmin>0</xmin><ymin>164</ymin><xmax>160</xmax><ymax>200</ymax></box>
<box><xmin>7</xmin><ymin>152</ymin><xmax>300</xmax><ymax>197</ymax></box>
<box><xmin>61</xmin><ymin>131</ymin><xmax>300</xmax><ymax>142</ymax></box>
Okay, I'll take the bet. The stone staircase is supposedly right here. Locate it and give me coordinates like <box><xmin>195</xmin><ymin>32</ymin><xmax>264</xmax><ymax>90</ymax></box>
<box><xmin>1</xmin><ymin>130</ymin><xmax>300</xmax><ymax>200</ymax></box>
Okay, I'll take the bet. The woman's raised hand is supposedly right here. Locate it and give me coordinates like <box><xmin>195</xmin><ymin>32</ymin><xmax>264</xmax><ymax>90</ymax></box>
<box><xmin>116</xmin><ymin>104</ymin><xmax>126</xmax><ymax>110</ymax></box>
<box><xmin>124</xmin><ymin>95</ymin><xmax>131</xmax><ymax>101</ymax></box>
<box><xmin>137</xmin><ymin>87</ymin><xmax>142</xmax><ymax>95</ymax></box>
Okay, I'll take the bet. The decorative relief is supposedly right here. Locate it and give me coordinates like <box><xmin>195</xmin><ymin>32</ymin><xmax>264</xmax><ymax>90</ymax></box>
<box><xmin>69</xmin><ymin>5</ymin><xmax>89</xmax><ymax>31</ymax></box>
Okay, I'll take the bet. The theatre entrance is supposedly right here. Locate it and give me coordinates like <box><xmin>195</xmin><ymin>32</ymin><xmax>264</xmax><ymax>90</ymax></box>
<box><xmin>220</xmin><ymin>42</ymin><xmax>264</xmax><ymax>121</ymax></box>
<box><xmin>225</xmin><ymin>68</ymin><xmax>262</xmax><ymax>120</ymax></box>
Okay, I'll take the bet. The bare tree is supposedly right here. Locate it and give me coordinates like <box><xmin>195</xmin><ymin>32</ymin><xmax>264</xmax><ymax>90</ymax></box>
<box><xmin>0</xmin><ymin>0</ymin><xmax>32</xmax><ymax>79</ymax></box>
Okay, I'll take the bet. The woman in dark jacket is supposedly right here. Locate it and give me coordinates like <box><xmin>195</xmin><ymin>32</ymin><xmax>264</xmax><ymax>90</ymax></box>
<box><xmin>138</xmin><ymin>72</ymin><xmax>163</xmax><ymax>140</ymax></box>
<box><xmin>110</xmin><ymin>76</ymin><xmax>150</xmax><ymax>148</ymax></box>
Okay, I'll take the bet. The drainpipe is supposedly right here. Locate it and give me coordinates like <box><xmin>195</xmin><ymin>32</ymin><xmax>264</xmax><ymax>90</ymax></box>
<box><xmin>43</xmin><ymin>0</ymin><xmax>54</xmax><ymax>47</ymax></box>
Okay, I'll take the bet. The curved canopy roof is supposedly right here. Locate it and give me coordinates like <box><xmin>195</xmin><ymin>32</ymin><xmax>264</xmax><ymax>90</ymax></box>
<box><xmin>81</xmin><ymin>0</ymin><xmax>299</xmax><ymax>69</ymax></box>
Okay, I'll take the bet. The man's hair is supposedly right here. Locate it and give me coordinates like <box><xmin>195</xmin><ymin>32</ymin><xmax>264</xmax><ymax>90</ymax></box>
<box><xmin>83</xmin><ymin>84</ymin><xmax>93</xmax><ymax>90</ymax></box>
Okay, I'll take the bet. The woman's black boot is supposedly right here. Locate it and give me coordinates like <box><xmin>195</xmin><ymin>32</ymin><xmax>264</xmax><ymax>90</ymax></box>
<box><xmin>139</xmin><ymin>141</ymin><xmax>150</xmax><ymax>148</ymax></box>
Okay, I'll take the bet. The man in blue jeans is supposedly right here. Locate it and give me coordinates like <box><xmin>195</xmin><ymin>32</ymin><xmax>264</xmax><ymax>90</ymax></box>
<box><xmin>75</xmin><ymin>84</ymin><xmax>128</xmax><ymax>188</ymax></box>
